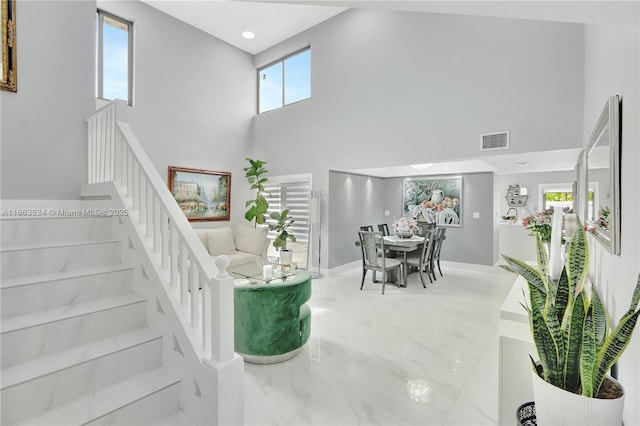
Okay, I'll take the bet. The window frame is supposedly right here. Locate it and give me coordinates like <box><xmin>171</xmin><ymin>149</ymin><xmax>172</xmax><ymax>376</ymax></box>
<box><xmin>96</xmin><ymin>9</ymin><xmax>133</xmax><ymax>106</ymax></box>
<box><xmin>257</xmin><ymin>46</ymin><xmax>311</xmax><ymax>114</ymax></box>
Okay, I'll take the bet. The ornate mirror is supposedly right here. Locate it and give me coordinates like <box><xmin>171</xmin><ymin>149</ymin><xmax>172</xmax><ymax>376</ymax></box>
<box><xmin>1</xmin><ymin>0</ymin><xmax>16</xmax><ymax>92</ymax></box>
<box><xmin>584</xmin><ymin>95</ymin><xmax>620</xmax><ymax>254</ymax></box>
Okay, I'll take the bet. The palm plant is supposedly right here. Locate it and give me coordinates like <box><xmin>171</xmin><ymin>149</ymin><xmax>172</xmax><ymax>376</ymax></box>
<box><xmin>243</xmin><ymin>158</ymin><xmax>269</xmax><ymax>225</ymax></box>
<box><xmin>502</xmin><ymin>220</ymin><xmax>640</xmax><ymax>397</ymax></box>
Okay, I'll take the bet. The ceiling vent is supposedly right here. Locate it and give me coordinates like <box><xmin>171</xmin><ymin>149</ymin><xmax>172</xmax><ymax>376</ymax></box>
<box><xmin>481</xmin><ymin>131</ymin><xmax>509</xmax><ymax>151</ymax></box>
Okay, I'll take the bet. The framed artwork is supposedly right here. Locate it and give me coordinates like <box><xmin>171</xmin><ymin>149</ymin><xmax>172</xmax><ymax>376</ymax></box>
<box><xmin>402</xmin><ymin>175</ymin><xmax>463</xmax><ymax>227</ymax></box>
<box><xmin>168</xmin><ymin>166</ymin><xmax>231</xmax><ymax>222</ymax></box>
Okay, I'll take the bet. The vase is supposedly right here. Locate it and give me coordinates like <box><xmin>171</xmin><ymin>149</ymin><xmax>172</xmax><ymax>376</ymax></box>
<box><xmin>279</xmin><ymin>249</ymin><xmax>293</xmax><ymax>266</ymax></box>
<box><xmin>396</xmin><ymin>230</ymin><xmax>414</xmax><ymax>239</ymax></box>
<box><xmin>531</xmin><ymin>368</ymin><xmax>624</xmax><ymax>426</ymax></box>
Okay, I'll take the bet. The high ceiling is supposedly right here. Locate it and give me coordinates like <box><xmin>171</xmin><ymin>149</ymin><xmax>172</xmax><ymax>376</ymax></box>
<box><xmin>140</xmin><ymin>0</ymin><xmax>637</xmax><ymax>176</ymax></box>
<box><xmin>141</xmin><ymin>1</ymin><xmax>638</xmax><ymax>55</ymax></box>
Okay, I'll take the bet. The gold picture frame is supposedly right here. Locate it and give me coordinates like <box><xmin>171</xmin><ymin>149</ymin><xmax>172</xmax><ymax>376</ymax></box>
<box><xmin>168</xmin><ymin>166</ymin><xmax>231</xmax><ymax>222</ymax></box>
<box><xmin>1</xmin><ymin>0</ymin><xmax>16</xmax><ymax>92</ymax></box>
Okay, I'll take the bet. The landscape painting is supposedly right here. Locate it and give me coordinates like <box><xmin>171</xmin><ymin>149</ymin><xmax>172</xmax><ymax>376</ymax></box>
<box><xmin>402</xmin><ymin>176</ymin><xmax>463</xmax><ymax>227</ymax></box>
<box><xmin>168</xmin><ymin>166</ymin><xmax>231</xmax><ymax>221</ymax></box>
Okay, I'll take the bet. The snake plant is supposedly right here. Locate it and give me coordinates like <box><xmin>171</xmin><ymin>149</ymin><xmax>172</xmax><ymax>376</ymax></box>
<box><xmin>502</xmin><ymin>220</ymin><xmax>640</xmax><ymax>397</ymax></box>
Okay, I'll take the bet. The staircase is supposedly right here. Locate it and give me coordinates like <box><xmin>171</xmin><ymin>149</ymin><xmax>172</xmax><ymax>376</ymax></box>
<box><xmin>0</xmin><ymin>204</ymin><xmax>195</xmax><ymax>425</ymax></box>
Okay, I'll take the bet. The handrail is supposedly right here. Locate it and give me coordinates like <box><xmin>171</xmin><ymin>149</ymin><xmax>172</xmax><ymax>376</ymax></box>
<box><xmin>86</xmin><ymin>100</ymin><xmax>234</xmax><ymax>364</ymax></box>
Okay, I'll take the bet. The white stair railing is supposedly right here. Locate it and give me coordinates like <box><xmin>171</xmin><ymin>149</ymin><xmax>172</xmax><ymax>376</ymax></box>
<box><xmin>87</xmin><ymin>100</ymin><xmax>241</xmax><ymax>424</ymax></box>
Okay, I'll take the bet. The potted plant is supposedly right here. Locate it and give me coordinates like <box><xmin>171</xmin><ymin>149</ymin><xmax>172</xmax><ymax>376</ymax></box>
<box><xmin>243</xmin><ymin>158</ymin><xmax>269</xmax><ymax>226</ymax></box>
<box><xmin>502</xmin><ymin>220</ymin><xmax>640</xmax><ymax>425</ymax></box>
<box><xmin>269</xmin><ymin>209</ymin><xmax>296</xmax><ymax>265</ymax></box>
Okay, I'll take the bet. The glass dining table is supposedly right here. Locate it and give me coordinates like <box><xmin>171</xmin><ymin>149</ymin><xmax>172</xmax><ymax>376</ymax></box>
<box><xmin>355</xmin><ymin>234</ymin><xmax>426</xmax><ymax>287</ymax></box>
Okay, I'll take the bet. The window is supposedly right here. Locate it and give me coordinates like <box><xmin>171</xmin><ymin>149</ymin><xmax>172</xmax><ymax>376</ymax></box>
<box><xmin>258</xmin><ymin>48</ymin><xmax>310</xmax><ymax>113</ymax></box>
<box><xmin>96</xmin><ymin>10</ymin><xmax>133</xmax><ymax>105</ymax></box>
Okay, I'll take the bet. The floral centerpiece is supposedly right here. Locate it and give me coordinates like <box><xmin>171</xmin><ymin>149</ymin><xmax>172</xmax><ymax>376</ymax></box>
<box><xmin>597</xmin><ymin>206</ymin><xmax>610</xmax><ymax>230</ymax></box>
<box><xmin>522</xmin><ymin>208</ymin><xmax>554</xmax><ymax>243</ymax></box>
<box><xmin>394</xmin><ymin>216</ymin><xmax>419</xmax><ymax>238</ymax></box>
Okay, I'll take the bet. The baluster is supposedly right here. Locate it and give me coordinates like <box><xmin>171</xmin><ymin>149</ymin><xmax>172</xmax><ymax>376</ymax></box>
<box><xmin>101</xmin><ymin>111</ymin><xmax>107</xmax><ymax>181</ymax></box>
<box><xmin>105</xmin><ymin>107</ymin><xmax>111</xmax><ymax>181</ymax></box>
<box><xmin>190</xmin><ymin>266</ymin><xmax>200</xmax><ymax>327</ymax></box>
<box><xmin>170</xmin><ymin>224</ymin><xmax>178</xmax><ymax>286</ymax></box>
<box><xmin>127</xmin><ymin>148</ymin><xmax>134</xmax><ymax>197</ymax></box>
<box><xmin>110</xmin><ymin>109</ymin><xmax>116</xmax><ymax>180</ymax></box>
<box><xmin>161</xmin><ymin>211</ymin><xmax>169</xmax><ymax>268</ymax></box>
<box><xmin>146</xmin><ymin>181</ymin><xmax>153</xmax><ymax>238</ymax></box>
<box><xmin>133</xmin><ymin>161</ymin><xmax>139</xmax><ymax>211</ymax></box>
<box><xmin>153</xmin><ymin>197</ymin><xmax>161</xmax><ymax>252</ymax></box>
<box><xmin>121</xmin><ymin>138</ymin><xmax>127</xmax><ymax>189</ymax></box>
<box><xmin>201</xmin><ymin>279</ymin><xmax>207</xmax><ymax>350</ymax></box>
<box><xmin>114</xmin><ymin>132</ymin><xmax>120</xmax><ymax>184</ymax></box>
<box><xmin>180</xmin><ymin>242</ymin><xmax>188</xmax><ymax>306</ymax></box>
<box><xmin>87</xmin><ymin>117</ymin><xmax>94</xmax><ymax>183</ymax></box>
<box><xmin>138</xmin><ymin>172</ymin><xmax>145</xmax><ymax>225</ymax></box>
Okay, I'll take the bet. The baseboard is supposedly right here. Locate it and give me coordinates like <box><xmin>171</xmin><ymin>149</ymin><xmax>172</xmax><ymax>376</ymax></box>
<box><xmin>439</xmin><ymin>260</ymin><xmax>499</xmax><ymax>273</ymax></box>
<box><xmin>326</xmin><ymin>261</ymin><xmax>361</xmax><ymax>276</ymax></box>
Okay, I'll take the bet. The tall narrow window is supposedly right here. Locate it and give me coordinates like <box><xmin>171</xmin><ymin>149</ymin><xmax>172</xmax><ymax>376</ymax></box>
<box><xmin>258</xmin><ymin>47</ymin><xmax>310</xmax><ymax>114</ymax></box>
<box><xmin>96</xmin><ymin>10</ymin><xmax>133</xmax><ymax>105</ymax></box>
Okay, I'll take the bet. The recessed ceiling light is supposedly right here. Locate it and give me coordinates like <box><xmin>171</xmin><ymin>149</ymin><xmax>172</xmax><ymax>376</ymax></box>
<box><xmin>242</xmin><ymin>31</ymin><xmax>255</xmax><ymax>40</ymax></box>
<box><xmin>515</xmin><ymin>161</ymin><xmax>531</xmax><ymax>167</ymax></box>
<box><xmin>410</xmin><ymin>163</ymin><xmax>434</xmax><ymax>170</ymax></box>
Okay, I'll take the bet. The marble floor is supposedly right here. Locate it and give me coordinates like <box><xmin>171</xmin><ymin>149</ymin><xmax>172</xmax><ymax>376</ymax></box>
<box><xmin>243</xmin><ymin>262</ymin><xmax>516</xmax><ymax>426</ymax></box>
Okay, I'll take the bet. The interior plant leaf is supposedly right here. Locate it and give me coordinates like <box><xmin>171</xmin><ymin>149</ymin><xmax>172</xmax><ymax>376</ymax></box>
<box><xmin>592</xmin><ymin>309</ymin><xmax>640</xmax><ymax>395</ymax></box>
<box><xmin>591</xmin><ymin>284</ymin><xmax>609</xmax><ymax>354</ymax></box>
<box><xmin>499</xmin><ymin>264</ymin><xmax>515</xmax><ymax>274</ymax></box>
<box><xmin>580</xmin><ymin>303</ymin><xmax>597</xmax><ymax>397</ymax></box>
<box><xmin>529</xmin><ymin>282</ymin><xmax>562</xmax><ymax>386</ymax></box>
<box><xmin>244</xmin><ymin>158</ymin><xmax>269</xmax><ymax>226</ymax></box>
<box><xmin>502</xmin><ymin>255</ymin><xmax>547</xmax><ymax>295</ymax></box>
<box><xmin>535</xmin><ymin>233</ymin><xmax>549</xmax><ymax>281</ymax></box>
<box><xmin>566</xmin><ymin>221</ymin><xmax>588</xmax><ymax>299</ymax></box>
<box><xmin>626</xmin><ymin>274</ymin><xmax>640</xmax><ymax>316</ymax></box>
<box><xmin>555</xmin><ymin>267</ymin><xmax>570</xmax><ymax>326</ymax></box>
<box><xmin>564</xmin><ymin>291</ymin><xmax>586</xmax><ymax>393</ymax></box>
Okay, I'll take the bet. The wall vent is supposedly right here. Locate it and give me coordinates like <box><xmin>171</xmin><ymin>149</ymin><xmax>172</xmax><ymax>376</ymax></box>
<box><xmin>481</xmin><ymin>131</ymin><xmax>509</xmax><ymax>151</ymax></box>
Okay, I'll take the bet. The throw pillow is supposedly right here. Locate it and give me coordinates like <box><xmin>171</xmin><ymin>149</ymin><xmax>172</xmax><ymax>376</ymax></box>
<box><xmin>206</xmin><ymin>227</ymin><xmax>237</xmax><ymax>256</ymax></box>
<box><xmin>234</xmin><ymin>225</ymin><xmax>268</xmax><ymax>256</ymax></box>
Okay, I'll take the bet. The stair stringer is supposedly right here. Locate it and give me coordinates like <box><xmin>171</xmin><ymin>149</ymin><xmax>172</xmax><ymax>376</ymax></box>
<box><xmin>82</xmin><ymin>181</ymin><xmax>244</xmax><ymax>426</ymax></box>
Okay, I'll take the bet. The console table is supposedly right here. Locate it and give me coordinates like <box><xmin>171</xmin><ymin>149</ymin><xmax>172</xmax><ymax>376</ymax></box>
<box><xmin>232</xmin><ymin>268</ymin><xmax>311</xmax><ymax>364</ymax></box>
<box><xmin>498</xmin><ymin>274</ymin><xmax>535</xmax><ymax>425</ymax></box>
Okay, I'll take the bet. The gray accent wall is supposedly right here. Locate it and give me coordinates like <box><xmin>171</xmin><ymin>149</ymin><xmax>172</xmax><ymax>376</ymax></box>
<box><xmin>329</xmin><ymin>171</ymin><xmax>495</xmax><ymax>268</ymax></box>
<box><xmin>1</xmin><ymin>1</ymin><xmax>96</xmax><ymax>199</ymax></box>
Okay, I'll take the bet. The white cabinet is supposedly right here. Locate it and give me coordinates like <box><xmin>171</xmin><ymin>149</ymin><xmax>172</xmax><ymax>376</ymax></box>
<box><xmin>498</xmin><ymin>275</ymin><xmax>535</xmax><ymax>425</ymax></box>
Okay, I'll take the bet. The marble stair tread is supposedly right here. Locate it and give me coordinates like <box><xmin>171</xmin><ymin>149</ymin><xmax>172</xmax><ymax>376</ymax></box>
<box><xmin>0</xmin><ymin>293</ymin><xmax>145</xmax><ymax>334</ymax></box>
<box><xmin>0</xmin><ymin>264</ymin><xmax>133</xmax><ymax>289</ymax></box>
<box><xmin>0</xmin><ymin>239</ymin><xmax>119</xmax><ymax>252</ymax></box>
<box><xmin>152</xmin><ymin>410</ymin><xmax>198</xmax><ymax>425</ymax></box>
<box><xmin>17</xmin><ymin>367</ymin><xmax>180</xmax><ymax>426</ymax></box>
<box><xmin>1</xmin><ymin>327</ymin><xmax>161</xmax><ymax>390</ymax></box>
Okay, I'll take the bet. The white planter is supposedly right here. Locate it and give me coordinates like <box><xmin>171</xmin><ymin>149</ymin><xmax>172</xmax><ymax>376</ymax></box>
<box><xmin>532</xmin><ymin>369</ymin><xmax>624</xmax><ymax>426</ymax></box>
<box><xmin>279</xmin><ymin>249</ymin><xmax>293</xmax><ymax>266</ymax></box>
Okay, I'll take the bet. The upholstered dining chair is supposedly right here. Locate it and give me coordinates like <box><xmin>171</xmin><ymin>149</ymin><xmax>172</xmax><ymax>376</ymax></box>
<box><xmin>360</xmin><ymin>225</ymin><xmax>374</xmax><ymax>231</ymax></box>
<box><xmin>431</xmin><ymin>227</ymin><xmax>447</xmax><ymax>278</ymax></box>
<box><xmin>358</xmin><ymin>231</ymin><xmax>402</xmax><ymax>295</ymax></box>
<box><xmin>406</xmin><ymin>228</ymin><xmax>437</xmax><ymax>287</ymax></box>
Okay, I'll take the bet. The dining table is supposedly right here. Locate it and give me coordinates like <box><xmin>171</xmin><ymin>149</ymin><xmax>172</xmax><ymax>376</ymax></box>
<box><xmin>355</xmin><ymin>234</ymin><xmax>426</xmax><ymax>287</ymax></box>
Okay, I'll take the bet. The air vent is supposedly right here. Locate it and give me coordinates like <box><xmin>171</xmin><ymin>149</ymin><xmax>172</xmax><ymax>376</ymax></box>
<box><xmin>481</xmin><ymin>131</ymin><xmax>509</xmax><ymax>151</ymax></box>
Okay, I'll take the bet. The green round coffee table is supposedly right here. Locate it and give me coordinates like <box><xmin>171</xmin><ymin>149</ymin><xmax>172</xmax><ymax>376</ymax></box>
<box><xmin>232</xmin><ymin>268</ymin><xmax>311</xmax><ymax>364</ymax></box>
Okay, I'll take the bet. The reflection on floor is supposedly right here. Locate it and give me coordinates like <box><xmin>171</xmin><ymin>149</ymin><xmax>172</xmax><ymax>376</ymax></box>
<box><xmin>244</xmin><ymin>262</ymin><xmax>516</xmax><ymax>425</ymax></box>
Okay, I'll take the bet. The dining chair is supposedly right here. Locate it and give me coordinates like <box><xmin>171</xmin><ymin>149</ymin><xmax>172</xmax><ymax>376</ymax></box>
<box><xmin>360</xmin><ymin>225</ymin><xmax>374</xmax><ymax>231</ymax></box>
<box><xmin>377</xmin><ymin>224</ymin><xmax>390</xmax><ymax>236</ymax></box>
<box><xmin>406</xmin><ymin>228</ymin><xmax>437</xmax><ymax>287</ymax></box>
<box><xmin>431</xmin><ymin>227</ymin><xmax>447</xmax><ymax>278</ymax></box>
<box><xmin>358</xmin><ymin>231</ymin><xmax>402</xmax><ymax>295</ymax></box>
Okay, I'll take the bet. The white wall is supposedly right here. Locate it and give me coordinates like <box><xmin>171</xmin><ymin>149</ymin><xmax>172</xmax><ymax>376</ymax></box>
<box><xmin>583</xmin><ymin>24</ymin><xmax>640</xmax><ymax>424</ymax></box>
<box><xmin>250</xmin><ymin>8</ymin><xmax>585</xmax><ymax>269</ymax></box>
<box><xmin>97</xmin><ymin>1</ymin><xmax>256</xmax><ymax>226</ymax></box>
<box><xmin>1</xmin><ymin>1</ymin><xmax>96</xmax><ymax>199</ymax></box>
